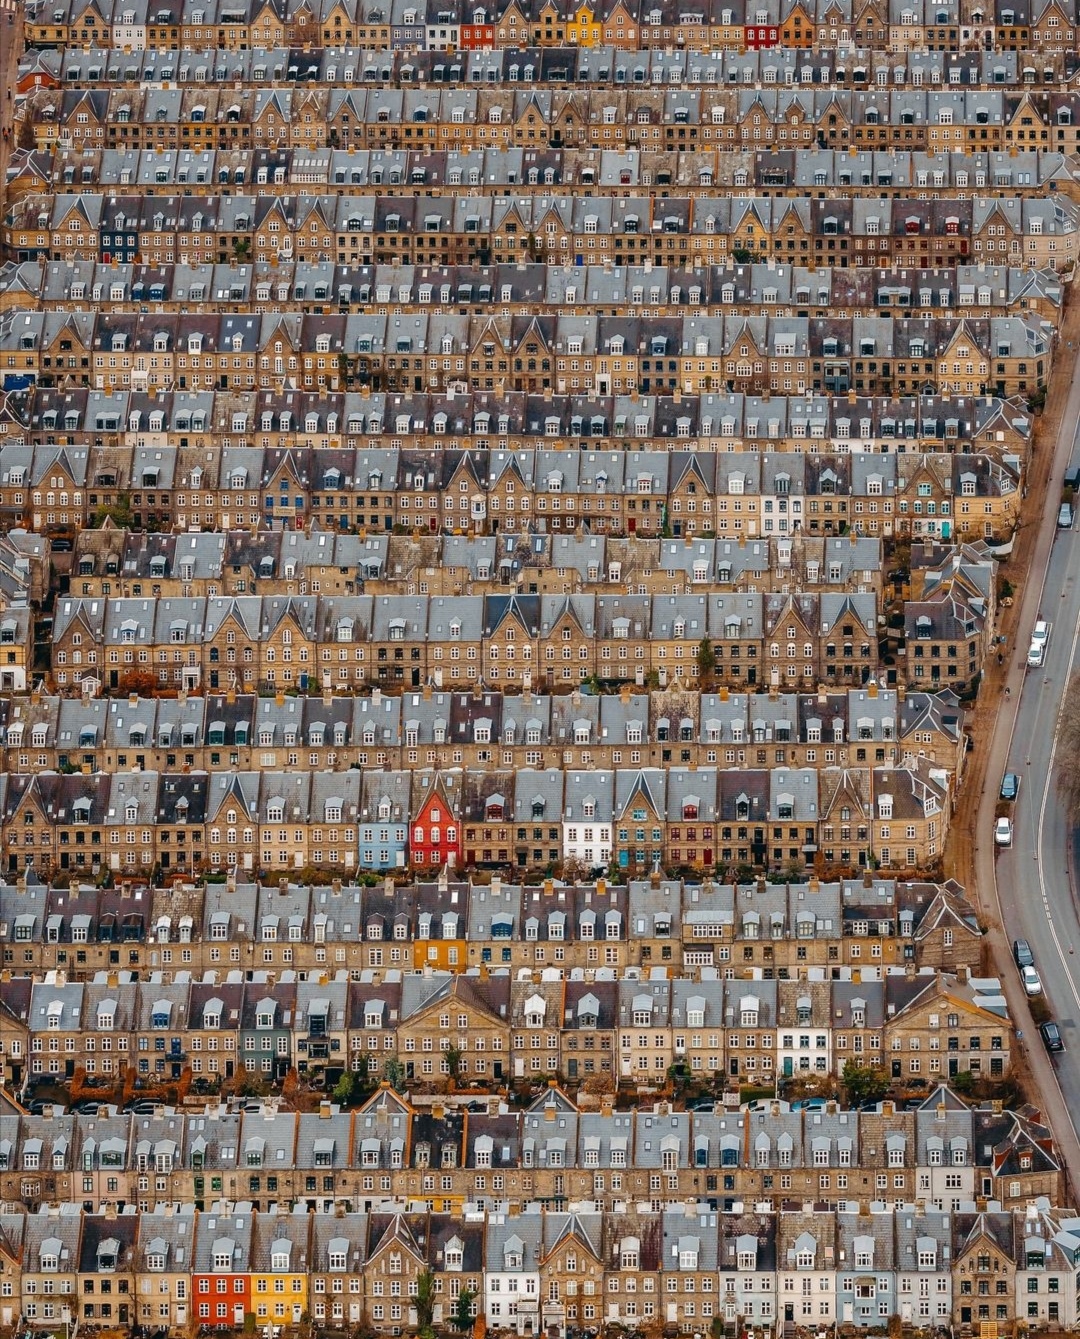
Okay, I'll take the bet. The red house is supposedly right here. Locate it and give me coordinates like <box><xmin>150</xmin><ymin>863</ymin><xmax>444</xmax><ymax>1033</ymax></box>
<box><xmin>410</xmin><ymin>773</ymin><xmax>463</xmax><ymax>870</ymax></box>
<box><xmin>460</xmin><ymin>19</ymin><xmax>496</xmax><ymax>45</ymax></box>
<box><xmin>16</xmin><ymin>52</ymin><xmax>61</xmax><ymax>93</ymax></box>
<box><xmin>744</xmin><ymin>22</ymin><xmax>779</xmax><ymax>44</ymax></box>
<box><xmin>193</xmin><ymin>1209</ymin><xmax>254</xmax><ymax>1330</ymax></box>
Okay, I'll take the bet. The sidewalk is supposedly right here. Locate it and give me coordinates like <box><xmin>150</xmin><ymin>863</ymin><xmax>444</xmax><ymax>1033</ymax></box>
<box><xmin>0</xmin><ymin>7</ymin><xmax>20</xmax><ymax>186</ymax></box>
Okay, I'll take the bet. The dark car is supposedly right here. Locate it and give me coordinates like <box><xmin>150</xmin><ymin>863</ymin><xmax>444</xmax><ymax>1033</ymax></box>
<box><xmin>1040</xmin><ymin>1021</ymin><xmax>1065</xmax><ymax>1053</ymax></box>
<box><xmin>1013</xmin><ymin>938</ymin><xmax>1034</xmax><ymax>968</ymax></box>
<box><xmin>1000</xmin><ymin>773</ymin><xmax>1020</xmax><ymax>801</ymax></box>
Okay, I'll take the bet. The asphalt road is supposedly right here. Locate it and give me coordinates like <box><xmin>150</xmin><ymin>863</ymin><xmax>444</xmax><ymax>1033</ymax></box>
<box><xmin>977</xmin><ymin>335</ymin><xmax>1080</xmax><ymax>1198</ymax></box>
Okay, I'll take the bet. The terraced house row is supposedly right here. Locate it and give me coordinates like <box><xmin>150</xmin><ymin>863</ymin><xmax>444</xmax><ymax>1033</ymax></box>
<box><xmin>6</xmin><ymin>188</ymin><xmax>1078</xmax><ymax>275</ymax></box>
<box><xmin>15</xmin><ymin>44</ymin><xmax>1080</xmax><ymax>94</ymax></box>
<box><xmin>43</xmin><ymin>585</ymin><xmax>890</xmax><ymax>693</ymax></box>
<box><xmin>0</xmin><ymin>1077</ymin><xmax>1068</xmax><ymax>1212</ymax></box>
<box><xmin>56</xmin><ymin>527</ymin><xmax>935</xmax><ymax>601</ymax></box>
<box><xmin>0</xmin><ymin>420</ymin><xmax>1027</xmax><ymax>541</ymax></box>
<box><xmin>0</xmin><ymin>679</ymin><xmax>966</xmax><ymax>776</ymax></box>
<box><xmin>0</xmin><ymin>866</ymin><xmax>983</xmax><ymax>980</ymax></box>
<box><xmin>4</xmin><ymin>145</ymin><xmax>1069</xmax><ymax>204</ymax></box>
<box><xmin>3</xmin><ymin>1194</ymin><xmax>1080</xmax><ymax>1336</ymax></box>
<box><xmin>22</xmin><ymin>0</ymin><xmax>1080</xmax><ymax>52</ymax></box>
<box><xmin>0</xmin><ymin>257</ymin><xmax>1062</xmax><ymax>321</ymax></box>
<box><xmin>0</xmin><ymin>752</ymin><xmax>952</xmax><ymax>878</ymax></box>
<box><xmin>45</xmin><ymin>526</ymin><xmax>995</xmax><ymax>684</ymax></box>
<box><xmin>26</xmin><ymin>84</ymin><xmax>1080</xmax><ymax>157</ymax></box>
<box><xmin>7</xmin><ymin>147</ymin><xmax>1068</xmax><ymax>218</ymax></box>
<box><xmin>0</xmin><ymin>306</ymin><xmax>1059</xmax><ymax>407</ymax></box>
<box><xmin>0</xmin><ymin>961</ymin><xmax>1020</xmax><ymax>1104</ymax></box>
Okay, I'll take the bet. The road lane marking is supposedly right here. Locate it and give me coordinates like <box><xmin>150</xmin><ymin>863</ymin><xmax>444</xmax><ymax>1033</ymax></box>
<box><xmin>1031</xmin><ymin>596</ymin><xmax>1080</xmax><ymax>1020</ymax></box>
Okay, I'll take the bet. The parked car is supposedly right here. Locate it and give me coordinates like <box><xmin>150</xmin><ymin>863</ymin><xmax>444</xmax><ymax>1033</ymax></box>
<box><xmin>1040</xmin><ymin>1021</ymin><xmax>1065</xmax><ymax>1053</ymax></box>
<box><xmin>995</xmin><ymin>816</ymin><xmax>1013</xmax><ymax>846</ymax></box>
<box><xmin>1000</xmin><ymin>773</ymin><xmax>1020</xmax><ymax>801</ymax></box>
<box><xmin>1013</xmin><ymin>938</ymin><xmax>1034</xmax><ymax>968</ymax></box>
<box><xmin>1028</xmin><ymin>620</ymin><xmax>1052</xmax><ymax>667</ymax></box>
<box><xmin>1021</xmin><ymin>965</ymin><xmax>1043</xmax><ymax>996</ymax></box>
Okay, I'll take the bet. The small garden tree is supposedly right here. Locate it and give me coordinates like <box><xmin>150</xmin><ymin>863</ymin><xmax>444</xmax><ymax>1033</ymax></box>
<box><xmin>841</xmin><ymin>1061</ymin><xmax>889</xmax><ymax>1107</ymax></box>
<box><xmin>453</xmin><ymin>1288</ymin><xmax>476</xmax><ymax>1332</ymax></box>
<box><xmin>414</xmin><ymin>1270</ymin><xmax>436</xmax><ymax>1335</ymax></box>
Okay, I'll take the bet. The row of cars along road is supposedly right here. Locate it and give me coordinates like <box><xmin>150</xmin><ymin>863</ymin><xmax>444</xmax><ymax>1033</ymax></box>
<box><xmin>1012</xmin><ymin>932</ymin><xmax>1066</xmax><ymax>1053</ymax></box>
<box><xmin>993</xmin><ymin>621</ymin><xmax>1053</xmax><ymax>849</ymax></box>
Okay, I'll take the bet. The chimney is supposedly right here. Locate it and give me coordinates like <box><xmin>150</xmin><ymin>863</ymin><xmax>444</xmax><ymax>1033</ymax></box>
<box><xmin>226</xmin><ymin>687</ymin><xmax>236</xmax><ymax>706</ymax></box>
<box><xmin>433</xmin><ymin>1102</ymin><xmax>445</xmax><ymax>1120</ymax></box>
<box><xmin>331</xmin><ymin>878</ymin><xmax>342</xmax><ymax>895</ymax></box>
<box><xmin>600</xmin><ymin>1094</ymin><xmax>614</xmax><ymax>1117</ymax></box>
<box><xmin>491</xmin><ymin>874</ymin><xmax>502</xmax><ymax>897</ymax></box>
<box><xmin>423</xmin><ymin>683</ymin><xmax>432</xmax><ymax>700</ymax></box>
<box><xmin>650</xmin><ymin>867</ymin><xmax>661</xmax><ymax>889</ymax></box>
<box><xmin>882</xmin><ymin>1100</ymin><xmax>895</xmax><ymax>1118</ymax></box>
<box><xmin>868</xmin><ymin>681</ymin><xmax>878</xmax><ymax>698</ymax></box>
<box><xmin>226</xmin><ymin>869</ymin><xmax>237</xmax><ymax>894</ymax></box>
<box><xmin>128</xmin><ymin>692</ymin><xmax>138</xmax><ymax>707</ymax></box>
<box><xmin>275</xmin><ymin>689</ymin><xmax>285</xmax><ymax>706</ymax></box>
<box><xmin>620</xmin><ymin>683</ymin><xmax>631</xmax><ymax>704</ymax></box>
<box><xmin>319</xmin><ymin>1100</ymin><xmax>332</xmax><ymax>1119</ymax></box>
<box><xmin>543</xmin><ymin>877</ymin><xmax>555</xmax><ymax>896</ymax></box>
<box><xmin>597</xmin><ymin>877</ymin><xmax>607</xmax><ymax>898</ymax></box>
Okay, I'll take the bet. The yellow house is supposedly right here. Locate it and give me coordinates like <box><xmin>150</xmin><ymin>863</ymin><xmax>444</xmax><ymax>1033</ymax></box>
<box><xmin>410</xmin><ymin>883</ymin><xmax>470</xmax><ymax>970</ymax></box>
<box><xmin>566</xmin><ymin>3</ymin><xmax>602</xmax><ymax>42</ymax></box>
<box><xmin>250</xmin><ymin>1217</ymin><xmax>310</xmax><ymax>1328</ymax></box>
